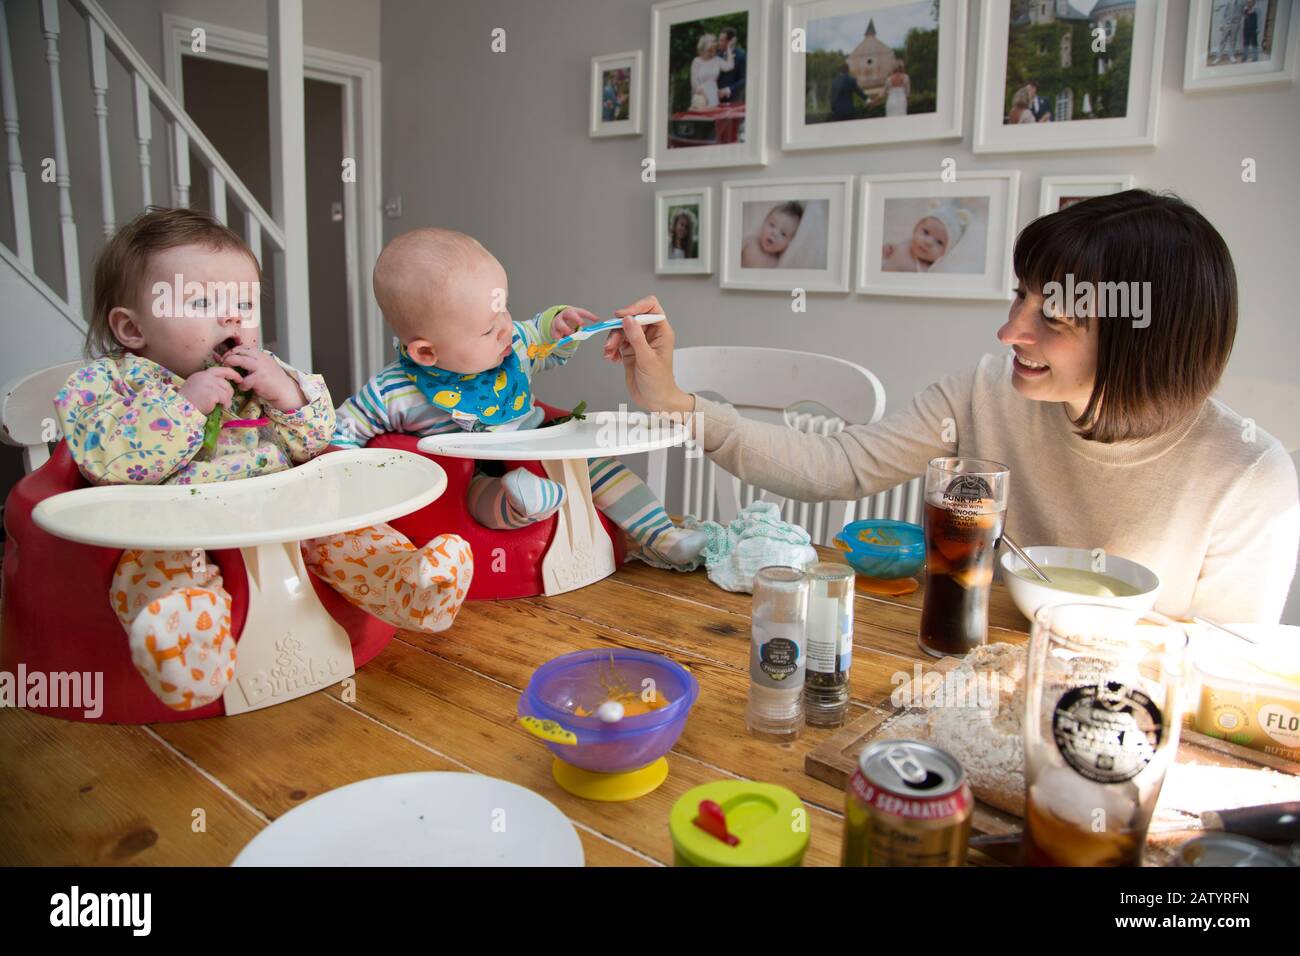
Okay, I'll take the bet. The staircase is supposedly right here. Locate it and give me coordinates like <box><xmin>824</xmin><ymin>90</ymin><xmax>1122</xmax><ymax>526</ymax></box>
<box><xmin>0</xmin><ymin>0</ymin><xmax>312</xmax><ymax>389</ymax></box>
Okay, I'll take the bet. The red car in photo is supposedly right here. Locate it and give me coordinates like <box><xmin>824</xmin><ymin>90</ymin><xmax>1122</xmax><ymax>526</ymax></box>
<box><xmin>668</xmin><ymin>103</ymin><xmax>746</xmax><ymax>148</ymax></box>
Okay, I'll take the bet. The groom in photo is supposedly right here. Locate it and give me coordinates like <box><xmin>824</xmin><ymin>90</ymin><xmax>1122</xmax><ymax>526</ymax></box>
<box><xmin>1026</xmin><ymin>82</ymin><xmax>1052</xmax><ymax>122</ymax></box>
<box><xmin>717</xmin><ymin>26</ymin><xmax>746</xmax><ymax>104</ymax></box>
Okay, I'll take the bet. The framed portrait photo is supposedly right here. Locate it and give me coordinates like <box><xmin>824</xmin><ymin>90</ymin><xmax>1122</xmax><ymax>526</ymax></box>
<box><xmin>656</xmin><ymin>187</ymin><xmax>714</xmax><ymax>273</ymax></box>
<box><xmin>720</xmin><ymin>176</ymin><xmax>854</xmax><ymax>292</ymax></box>
<box><xmin>782</xmin><ymin>0</ymin><xmax>968</xmax><ymax>150</ymax></box>
<box><xmin>590</xmin><ymin>51</ymin><xmax>644</xmax><ymax>136</ymax></box>
<box><xmin>856</xmin><ymin>170</ymin><xmax>1020</xmax><ymax>299</ymax></box>
<box><xmin>1184</xmin><ymin>0</ymin><xmax>1299</xmax><ymax>90</ymax></box>
<box><xmin>650</xmin><ymin>0</ymin><xmax>769</xmax><ymax>170</ymax></box>
<box><xmin>973</xmin><ymin>0</ymin><xmax>1167</xmax><ymax>153</ymax></box>
<box><xmin>1037</xmin><ymin>173</ymin><xmax>1135</xmax><ymax>215</ymax></box>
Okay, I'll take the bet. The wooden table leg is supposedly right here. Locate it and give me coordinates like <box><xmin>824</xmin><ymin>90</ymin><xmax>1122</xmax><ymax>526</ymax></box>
<box><xmin>540</xmin><ymin>458</ymin><xmax>617</xmax><ymax>596</ymax></box>
<box><xmin>222</xmin><ymin>541</ymin><xmax>356</xmax><ymax>716</ymax></box>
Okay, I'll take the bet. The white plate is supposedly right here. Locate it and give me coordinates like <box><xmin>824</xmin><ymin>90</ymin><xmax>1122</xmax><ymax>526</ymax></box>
<box><xmin>232</xmin><ymin>772</ymin><xmax>584</xmax><ymax>867</ymax></box>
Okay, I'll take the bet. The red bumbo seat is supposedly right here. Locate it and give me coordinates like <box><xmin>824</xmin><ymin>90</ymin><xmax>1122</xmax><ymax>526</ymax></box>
<box><xmin>365</xmin><ymin>401</ymin><xmax>625</xmax><ymax>601</ymax></box>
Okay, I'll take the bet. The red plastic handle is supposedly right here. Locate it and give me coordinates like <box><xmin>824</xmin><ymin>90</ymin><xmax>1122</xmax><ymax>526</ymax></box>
<box><xmin>693</xmin><ymin>799</ymin><xmax>739</xmax><ymax>846</ymax></box>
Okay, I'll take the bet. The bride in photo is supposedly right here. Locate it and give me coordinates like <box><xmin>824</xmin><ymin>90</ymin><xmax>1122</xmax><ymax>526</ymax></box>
<box><xmin>690</xmin><ymin>34</ymin><xmax>722</xmax><ymax>109</ymax></box>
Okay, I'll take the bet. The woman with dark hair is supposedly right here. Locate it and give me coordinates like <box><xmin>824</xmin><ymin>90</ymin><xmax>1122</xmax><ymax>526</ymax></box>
<box><xmin>602</xmin><ymin>190</ymin><xmax>1299</xmax><ymax>623</ymax></box>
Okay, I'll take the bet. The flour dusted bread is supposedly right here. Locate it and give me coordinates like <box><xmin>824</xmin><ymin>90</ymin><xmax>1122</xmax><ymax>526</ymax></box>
<box><xmin>877</xmin><ymin>642</ymin><xmax>1028</xmax><ymax>815</ymax></box>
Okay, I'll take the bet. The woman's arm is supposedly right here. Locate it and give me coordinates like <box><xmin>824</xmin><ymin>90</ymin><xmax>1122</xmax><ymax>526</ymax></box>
<box><xmin>1191</xmin><ymin>442</ymin><xmax>1299</xmax><ymax>623</ymax></box>
<box><xmin>688</xmin><ymin>373</ymin><xmax>963</xmax><ymax>503</ymax></box>
<box><xmin>604</xmin><ymin>296</ymin><xmax>966</xmax><ymax>503</ymax></box>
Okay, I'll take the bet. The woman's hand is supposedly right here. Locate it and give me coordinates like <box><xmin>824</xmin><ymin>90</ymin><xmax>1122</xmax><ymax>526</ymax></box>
<box><xmin>601</xmin><ymin>296</ymin><xmax>694</xmax><ymax>415</ymax></box>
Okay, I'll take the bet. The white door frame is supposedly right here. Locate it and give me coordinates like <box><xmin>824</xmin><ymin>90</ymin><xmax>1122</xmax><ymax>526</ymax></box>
<box><xmin>161</xmin><ymin>14</ymin><xmax>384</xmax><ymax>389</ymax></box>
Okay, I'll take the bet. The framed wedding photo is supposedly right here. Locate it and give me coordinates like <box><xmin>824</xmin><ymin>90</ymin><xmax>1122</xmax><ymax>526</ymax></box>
<box><xmin>649</xmin><ymin>0</ymin><xmax>769</xmax><ymax>170</ymax></box>
<box><xmin>590</xmin><ymin>50</ymin><xmax>643</xmax><ymax>136</ymax></box>
<box><xmin>973</xmin><ymin>0</ymin><xmax>1167</xmax><ymax>153</ymax></box>
<box><xmin>656</xmin><ymin>187</ymin><xmax>714</xmax><ymax>274</ymax></box>
<box><xmin>1037</xmin><ymin>173</ymin><xmax>1135</xmax><ymax>215</ymax></box>
<box><xmin>782</xmin><ymin>0</ymin><xmax>968</xmax><ymax>150</ymax></box>
<box><xmin>856</xmin><ymin>171</ymin><xmax>1020</xmax><ymax>299</ymax></box>
<box><xmin>720</xmin><ymin>176</ymin><xmax>854</xmax><ymax>292</ymax></box>
<box><xmin>1184</xmin><ymin>0</ymin><xmax>1299</xmax><ymax>91</ymax></box>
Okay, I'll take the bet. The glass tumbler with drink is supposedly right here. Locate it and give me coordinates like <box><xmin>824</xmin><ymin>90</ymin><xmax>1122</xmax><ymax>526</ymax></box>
<box><xmin>918</xmin><ymin>457</ymin><xmax>1009</xmax><ymax>658</ymax></box>
<box><xmin>1022</xmin><ymin>603</ymin><xmax>1188</xmax><ymax>866</ymax></box>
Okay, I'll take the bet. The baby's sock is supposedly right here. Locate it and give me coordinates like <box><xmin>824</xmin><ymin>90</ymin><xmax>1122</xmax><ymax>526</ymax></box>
<box><xmin>304</xmin><ymin>524</ymin><xmax>473</xmax><ymax>633</ymax></box>
<box><xmin>111</xmin><ymin>549</ymin><xmax>235</xmax><ymax>711</ymax></box>
<box><xmin>588</xmin><ymin>457</ymin><xmax>707</xmax><ymax>571</ymax></box>
<box><xmin>467</xmin><ymin>469</ymin><xmax>565</xmax><ymax>529</ymax></box>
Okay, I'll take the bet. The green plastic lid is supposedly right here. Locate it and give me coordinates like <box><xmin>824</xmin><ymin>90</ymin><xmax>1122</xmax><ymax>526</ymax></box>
<box><xmin>669</xmin><ymin>780</ymin><xmax>810</xmax><ymax>867</ymax></box>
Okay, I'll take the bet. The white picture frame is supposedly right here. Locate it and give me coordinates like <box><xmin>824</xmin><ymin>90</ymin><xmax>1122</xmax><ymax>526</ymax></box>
<box><xmin>782</xmin><ymin>0</ymin><xmax>968</xmax><ymax>150</ymax></box>
<box><xmin>720</xmin><ymin>176</ymin><xmax>853</xmax><ymax>291</ymax></box>
<box><xmin>650</xmin><ymin>0</ymin><xmax>769</xmax><ymax>171</ymax></box>
<box><xmin>856</xmin><ymin>170</ymin><xmax>1020</xmax><ymax>300</ymax></box>
<box><xmin>973</xmin><ymin>0</ymin><xmax>1167</xmax><ymax>153</ymax></box>
<box><xmin>656</xmin><ymin>186</ymin><xmax>715</xmax><ymax>273</ymax></box>
<box><xmin>1037</xmin><ymin>174</ymin><xmax>1135</xmax><ymax>216</ymax></box>
<box><xmin>590</xmin><ymin>50</ymin><xmax>644</xmax><ymax>136</ymax></box>
<box><xmin>1184</xmin><ymin>0</ymin><xmax>1299</xmax><ymax>90</ymax></box>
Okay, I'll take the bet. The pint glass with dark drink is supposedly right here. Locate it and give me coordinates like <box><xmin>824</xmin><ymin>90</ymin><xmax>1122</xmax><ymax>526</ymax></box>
<box><xmin>1022</xmin><ymin>604</ymin><xmax>1187</xmax><ymax>867</ymax></box>
<box><xmin>918</xmin><ymin>458</ymin><xmax>1009</xmax><ymax>658</ymax></box>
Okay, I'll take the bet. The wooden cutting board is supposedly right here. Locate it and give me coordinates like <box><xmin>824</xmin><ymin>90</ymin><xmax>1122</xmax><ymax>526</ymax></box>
<box><xmin>805</xmin><ymin>655</ymin><xmax>1300</xmax><ymax>864</ymax></box>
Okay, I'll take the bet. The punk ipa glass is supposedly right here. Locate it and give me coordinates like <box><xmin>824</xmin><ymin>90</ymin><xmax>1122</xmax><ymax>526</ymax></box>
<box><xmin>918</xmin><ymin>458</ymin><xmax>1009</xmax><ymax>658</ymax></box>
<box><xmin>1022</xmin><ymin>604</ymin><xmax>1188</xmax><ymax>867</ymax></box>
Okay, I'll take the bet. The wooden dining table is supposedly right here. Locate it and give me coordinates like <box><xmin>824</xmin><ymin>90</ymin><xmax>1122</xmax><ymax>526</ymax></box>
<box><xmin>0</xmin><ymin>545</ymin><xmax>1042</xmax><ymax>867</ymax></box>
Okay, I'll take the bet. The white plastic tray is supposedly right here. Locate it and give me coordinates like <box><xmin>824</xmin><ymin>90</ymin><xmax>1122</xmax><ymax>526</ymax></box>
<box><xmin>418</xmin><ymin>410</ymin><xmax>689</xmax><ymax>461</ymax></box>
<box><xmin>32</xmin><ymin>448</ymin><xmax>448</xmax><ymax>550</ymax></box>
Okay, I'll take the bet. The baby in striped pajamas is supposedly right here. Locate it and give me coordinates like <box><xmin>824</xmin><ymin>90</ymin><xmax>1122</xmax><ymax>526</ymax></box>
<box><xmin>333</xmin><ymin>227</ymin><xmax>707</xmax><ymax>569</ymax></box>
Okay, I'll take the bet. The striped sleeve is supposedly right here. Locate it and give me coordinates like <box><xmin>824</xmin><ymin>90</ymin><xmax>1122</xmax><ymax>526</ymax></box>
<box><xmin>517</xmin><ymin>305</ymin><xmax>578</xmax><ymax>376</ymax></box>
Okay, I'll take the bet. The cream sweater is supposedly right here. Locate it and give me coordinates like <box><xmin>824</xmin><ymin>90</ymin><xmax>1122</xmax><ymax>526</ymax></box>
<box><xmin>690</xmin><ymin>352</ymin><xmax>1299</xmax><ymax>624</ymax></box>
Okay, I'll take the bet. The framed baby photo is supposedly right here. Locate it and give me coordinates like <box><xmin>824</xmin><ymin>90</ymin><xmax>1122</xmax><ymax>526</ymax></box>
<box><xmin>656</xmin><ymin>186</ymin><xmax>714</xmax><ymax>273</ymax></box>
<box><xmin>590</xmin><ymin>50</ymin><xmax>644</xmax><ymax>137</ymax></box>
<box><xmin>649</xmin><ymin>0</ymin><xmax>769</xmax><ymax>170</ymax></box>
<box><xmin>720</xmin><ymin>176</ymin><xmax>854</xmax><ymax>292</ymax></box>
<box><xmin>1184</xmin><ymin>0</ymin><xmax>1299</xmax><ymax>90</ymax></box>
<box><xmin>1037</xmin><ymin>173</ymin><xmax>1135</xmax><ymax>216</ymax></box>
<box><xmin>782</xmin><ymin>0</ymin><xmax>968</xmax><ymax>150</ymax></box>
<box><xmin>856</xmin><ymin>170</ymin><xmax>1020</xmax><ymax>299</ymax></box>
<box><xmin>973</xmin><ymin>0</ymin><xmax>1167</xmax><ymax>153</ymax></box>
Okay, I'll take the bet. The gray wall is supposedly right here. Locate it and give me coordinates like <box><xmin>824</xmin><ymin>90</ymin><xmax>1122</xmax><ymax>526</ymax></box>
<box><xmin>379</xmin><ymin>0</ymin><xmax>1300</xmax><ymax>439</ymax></box>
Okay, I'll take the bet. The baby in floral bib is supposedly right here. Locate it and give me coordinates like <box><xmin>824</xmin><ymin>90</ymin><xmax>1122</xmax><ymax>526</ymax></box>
<box><xmin>56</xmin><ymin>208</ymin><xmax>472</xmax><ymax>711</ymax></box>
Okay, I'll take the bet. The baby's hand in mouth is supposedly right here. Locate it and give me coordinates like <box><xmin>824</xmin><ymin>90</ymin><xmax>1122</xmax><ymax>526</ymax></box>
<box><xmin>221</xmin><ymin>345</ymin><xmax>305</xmax><ymax>412</ymax></box>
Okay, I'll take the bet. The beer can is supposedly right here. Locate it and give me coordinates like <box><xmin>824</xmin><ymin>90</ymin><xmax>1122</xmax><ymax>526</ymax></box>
<box><xmin>842</xmin><ymin>739</ymin><xmax>973</xmax><ymax>866</ymax></box>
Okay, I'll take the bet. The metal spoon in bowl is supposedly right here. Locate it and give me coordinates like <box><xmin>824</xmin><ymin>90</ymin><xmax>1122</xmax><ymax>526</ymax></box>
<box><xmin>1001</xmin><ymin>533</ymin><xmax>1052</xmax><ymax>584</ymax></box>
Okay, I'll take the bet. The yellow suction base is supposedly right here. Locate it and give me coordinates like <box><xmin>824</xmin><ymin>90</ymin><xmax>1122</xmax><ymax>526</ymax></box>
<box><xmin>551</xmin><ymin>756</ymin><xmax>669</xmax><ymax>802</ymax></box>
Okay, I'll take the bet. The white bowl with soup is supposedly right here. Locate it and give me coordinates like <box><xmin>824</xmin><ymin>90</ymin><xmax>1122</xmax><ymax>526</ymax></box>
<box><xmin>1000</xmin><ymin>545</ymin><xmax>1161</xmax><ymax>621</ymax></box>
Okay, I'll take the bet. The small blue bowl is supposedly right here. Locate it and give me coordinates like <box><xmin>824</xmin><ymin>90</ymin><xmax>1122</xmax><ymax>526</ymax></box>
<box><xmin>833</xmin><ymin>519</ymin><xmax>925</xmax><ymax>579</ymax></box>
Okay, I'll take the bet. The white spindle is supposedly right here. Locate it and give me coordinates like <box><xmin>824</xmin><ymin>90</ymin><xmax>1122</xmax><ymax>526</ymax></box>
<box><xmin>87</xmin><ymin>19</ymin><xmax>114</xmax><ymax>236</ymax></box>
<box><xmin>245</xmin><ymin>209</ymin><xmax>262</xmax><ymax>264</ymax></box>
<box><xmin>132</xmin><ymin>72</ymin><xmax>151</xmax><ymax>208</ymax></box>
<box><xmin>40</xmin><ymin>0</ymin><xmax>81</xmax><ymax>315</ymax></box>
<box><xmin>0</xmin><ymin>0</ymin><xmax>32</xmax><ymax>267</ymax></box>
<box><xmin>208</xmin><ymin>167</ymin><xmax>227</xmax><ymax>223</ymax></box>
<box><xmin>681</xmin><ymin>452</ymin><xmax>694</xmax><ymax>517</ymax></box>
<box><xmin>268</xmin><ymin>0</ymin><xmax>312</xmax><ymax>367</ymax></box>
<box><xmin>171</xmin><ymin>122</ymin><xmax>189</xmax><ymax>206</ymax></box>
